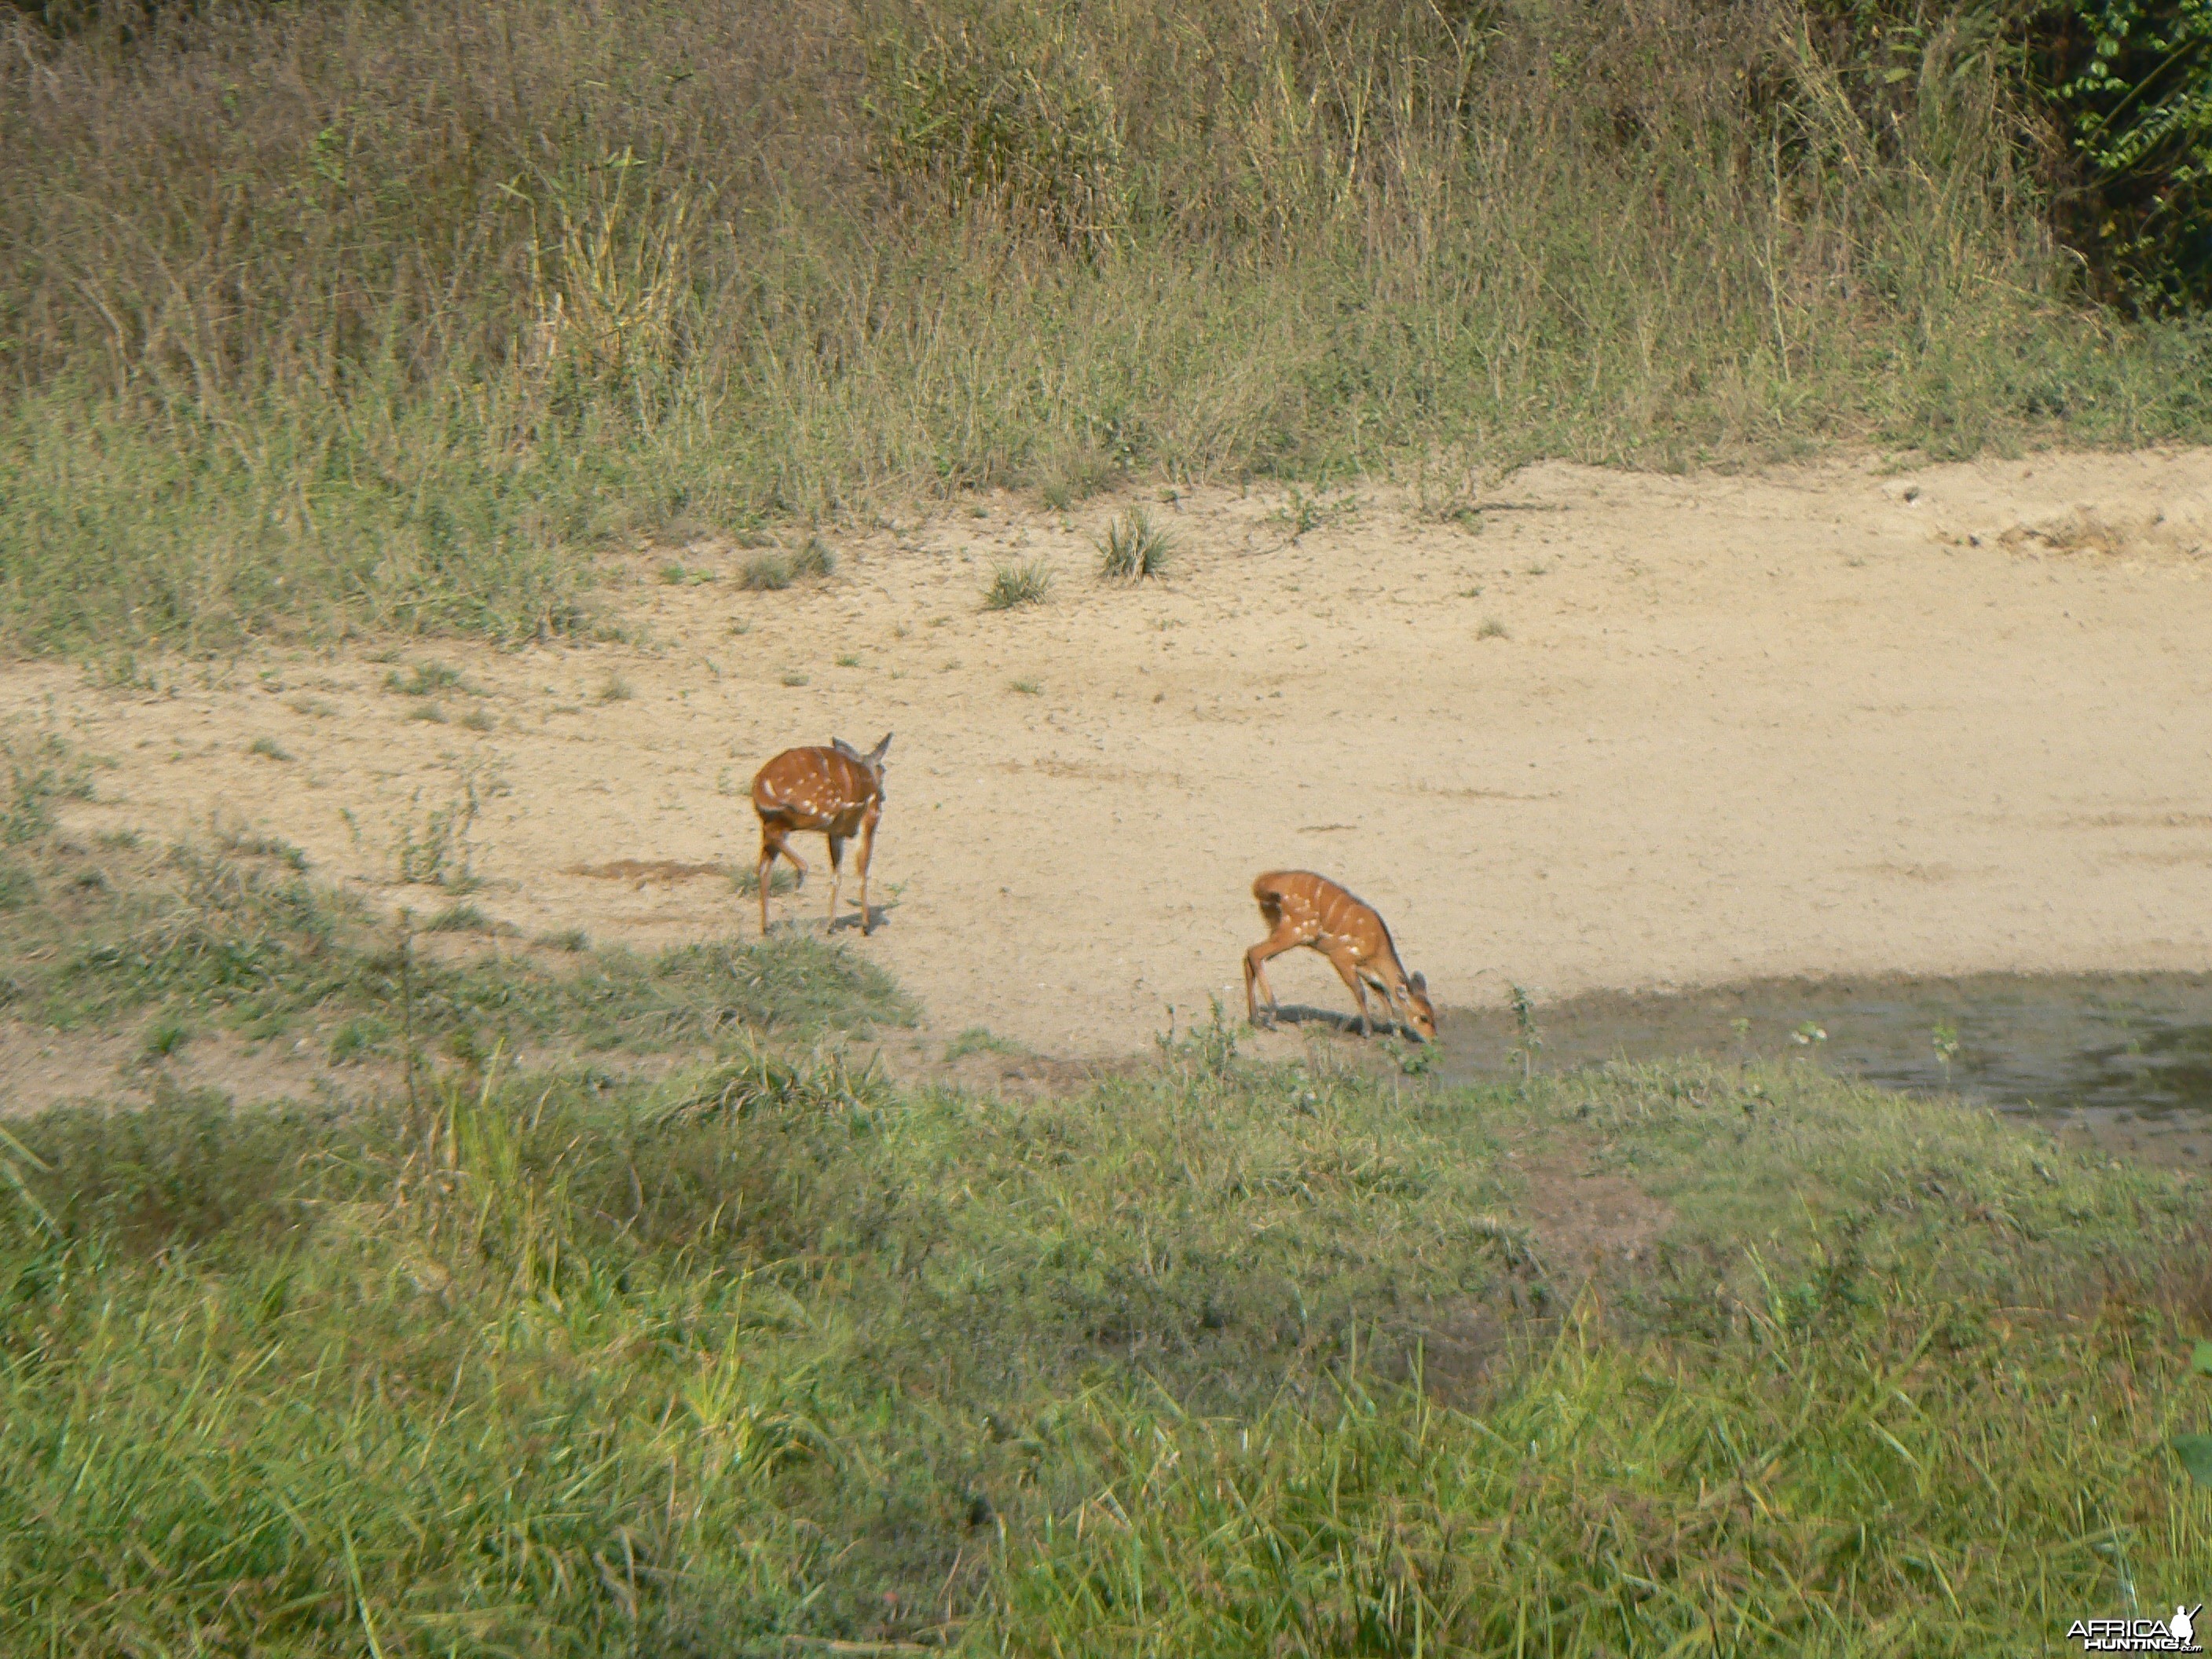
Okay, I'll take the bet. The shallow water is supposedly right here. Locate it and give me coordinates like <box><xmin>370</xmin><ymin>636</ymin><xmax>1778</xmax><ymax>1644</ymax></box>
<box><xmin>1430</xmin><ymin>972</ymin><xmax>2212</xmax><ymax>1170</ymax></box>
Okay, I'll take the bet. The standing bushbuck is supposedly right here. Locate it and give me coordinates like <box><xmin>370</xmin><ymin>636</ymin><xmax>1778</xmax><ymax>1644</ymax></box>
<box><xmin>1243</xmin><ymin>870</ymin><xmax>1437</xmax><ymax>1041</ymax></box>
<box><xmin>750</xmin><ymin>734</ymin><xmax>890</xmax><ymax>936</ymax></box>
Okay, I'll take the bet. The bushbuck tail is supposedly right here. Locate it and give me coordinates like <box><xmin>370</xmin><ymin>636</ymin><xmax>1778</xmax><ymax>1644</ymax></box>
<box><xmin>749</xmin><ymin>733</ymin><xmax>890</xmax><ymax>936</ymax></box>
<box><xmin>1243</xmin><ymin>870</ymin><xmax>1436</xmax><ymax>1041</ymax></box>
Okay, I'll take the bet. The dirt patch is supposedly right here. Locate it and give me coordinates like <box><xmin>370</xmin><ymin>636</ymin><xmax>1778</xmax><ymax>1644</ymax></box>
<box><xmin>1513</xmin><ymin>1151</ymin><xmax>1675</xmax><ymax>1273</ymax></box>
<box><xmin>0</xmin><ymin>1018</ymin><xmax>387</xmax><ymax>1118</ymax></box>
<box><xmin>569</xmin><ymin>859</ymin><xmax>731</xmax><ymax>885</ymax></box>
<box><xmin>5</xmin><ymin>447</ymin><xmax>2212</xmax><ymax>1064</ymax></box>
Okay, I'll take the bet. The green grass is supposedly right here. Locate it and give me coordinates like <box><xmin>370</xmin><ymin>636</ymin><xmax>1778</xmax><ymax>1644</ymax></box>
<box><xmin>5</xmin><ymin>0</ymin><xmax>2211</xmax><ymax>657</ymax></box>
<box><xmin>729</xmin><ymin>863</ymin><xmax>801</xmax><ymax>898</ymax></box>
<box><xmin>983</xmin><ymin>559</ymin><xmax>1053</xmax><ymax>611</ymax></box>
<box><xmin>1095</xmin><ymin>507</ymin><xmax>1174</xmax><ymax>581</ymax></box>
<box><xmin>0</xmin><ymin>1044</ymin><xmax>2202</xmax><ymax>1654</ymax></box>
<box><xmin>384</xmin><ymin>661</ymin><xmax>464</xmax><ymax>698</ymax></box>
<box><xmin>739</xmin><ymin>551</ymin><xmax>794</xmax><ymax>591</ymax></box>
<box><xmin>943</xmin><ymin>1024</ymin><xmax>1027</xmax><ymax>1060</ymax></box>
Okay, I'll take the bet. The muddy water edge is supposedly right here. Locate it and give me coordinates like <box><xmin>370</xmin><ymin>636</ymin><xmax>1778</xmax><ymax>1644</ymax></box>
<box><xmin>1433</xmin><ymin>972</ymin><xmax>2212</xmax><ymax>1170</ymax></box>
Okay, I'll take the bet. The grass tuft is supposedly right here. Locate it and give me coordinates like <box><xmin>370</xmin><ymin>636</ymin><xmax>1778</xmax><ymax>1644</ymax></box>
<box><xmin>729</xmin><ymin>864</ymin><xmax>800</xmax><ymax>897</ymax></box>
<box><xmin>425</xmin><ymin>901</ymin><xmax>494</xmax><ymax>934</ymax></box>
<box><xmin>983</xmin><ymin>560</ymin><xmax>1053</xmax><ymax>611</ymax></box>
<box><xmin>739</xmin><ymin>552</ymin><xmax>793</xmax><ymax>591</ymax></box>
<box><xmin>384</xmin><ymin>661</ymin><xmax>463</xmax><ymax>698</ymax></box>
<box><xmin>1096</xmin><ymin>507</ymin><xmax>1174</xmax><ymax>581</ymax></box>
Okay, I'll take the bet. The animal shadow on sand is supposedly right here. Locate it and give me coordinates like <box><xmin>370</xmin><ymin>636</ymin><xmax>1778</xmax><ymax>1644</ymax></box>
<box><xmin>825</xmin><ymin>900</ymin><xmax>895</xmax><ymax>936</ymax></box>
<box><xmin>1259</xmin><ymin>1002</ymin><xmax>1426</xmax><ymax>1040</ymax></box>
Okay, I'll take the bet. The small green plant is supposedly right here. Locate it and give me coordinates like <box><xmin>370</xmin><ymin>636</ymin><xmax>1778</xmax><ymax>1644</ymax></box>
<box><xmin>729</xmin><ymin>865</ymin><xmax>800</xmax><ymax>897</ymax></box>
<box><xmin>658</xmin><ymin>561</ymin><xmax>689</xmax><ymax>584</ymax></box>
<box><xmin>835</xmin><ymin>653</ymin><xmax>862</xmax><ymax>668</ymax></box>
<box><xmin>385</xmin><ymin>661</ymin><xmax>463</xmax><ymax>698</ymax></box>
<box><xmin>1276</xmin><ymin>487</ymin><xmax>1325</xmax><ymax>539</ymax></box>
<box><xmin>1932</xmin><ymin>1020</ymin><xmax>1961</xmax><ymax>1082</ymax></box>
<box><xmin>140</xmin><ymin>1013</ymin><xmax>191</xmax><ymax>1060</ymax></box>
<box><xmin>394</xmin><ymin>785</ymin><xmax>479</xmax><ymax>889</ymax></box>
<box><xmin>247</xmin><ymin>735</ymin><xmax>292</xmax><ymax>761</ymax></box>
<box><xmin>214</xmin><ymin>824</ymin><xmax>307</xmax><ymax>870</ymax></box>
<box><xmin>741</xmin><ymin>552</ymin><xmax>793</xmax><ymax>591</ymax></box>
<box><xmin>1383</xmin><ymin>1035</ymin><xmax>1437</xmax><ymax>1076</ymax></box>
<box><xmin>1009</xmin><ymin>678</ymin><xmax>1042</xmax><ymax>695</ymax></box>
<box><xmin>409</xmin><ymin>701</ymin><xmax>449</xmax><ymax>723</ymax></box>
<box><xmin>2</xmin><ymin>731</ymin><xmax>93</xmax><ymax>847</ymax></box>
<box><xmin>1790</xmin><ymin>1020</ymin><xmax>1829</xmax><ymax>1046</ymax></box>
<box><xmin>537</xmin><ymin>927</ymin><xmax>590</xmax><ymax>952</ymax></box>
<box><xmin>1508</xmin><ymin>982</ymin><xmax>1541</xmax><ymax>1082</ymax></box>
<box><xmin>1478</xmin><ymin>617</ymin><xmax>1510</xmax><ymax>640</ymax></box>
<box><xmin>1096</xmin><ymin>507</ymin><xmax>1173</xmax><ymax>581</ymax></box>
<box><xmin>327</xmin><ymin>1014</ymin><xmax>388</xmax><ymax>1062</ymax></box>
<box><xmin>1270</xmin><ymin>485</ymin><xmax>1353</xmax><ymax>541</ymax></box>
<box><xmin>945</xmin><ymin>1026</ymin><xmax>1027</xmax><ymax>1062</ymax></box>
<box><xmin>460</xmin><ymin>707</ymin><xmax>496</xmax><ymax>732</ymax></box>
<box><xmin>781</xmin><ymin>671</ymin><xmax>811</xmax><ymax>687</ymax></box>
<box><xmin>595</xmin><ymin>672</ymin><xmax>632</xmax><ymax>704</ymax></box>
<box><xmin>793</xmin><ymin>537</ymin><xmax>837</xmax><ymax>579</ymax></box>
<box><xmin>426</xmin><ymin>902</ymin><xmax>493</xmax><ymax>933</ymax></box>
<box><xmin>984</xmin><ymin>560</ymin><xmax>1053</xmax><ymax>610</ymax></box>
<box><xmin>1156</xmin><ymin>995</ymin><xmax>1239</xmax><ymax>1079</ymax></box>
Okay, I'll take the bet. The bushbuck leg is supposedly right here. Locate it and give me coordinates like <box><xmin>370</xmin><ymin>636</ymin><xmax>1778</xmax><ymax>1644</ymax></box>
<box><xmin>1321</xmin><ymin>939</ymin><xmax>1379</xmax><ymax>1035</ymax></box>
<box><xmin>1243</xmin><ymin>916</ymin><xmax>1312</xmax><ymax>1028</ymax></box>
<box><xmin>825</xmin><ymin>834</ymin><xmax>845</xmax><ymax>930</ymax></box>
<box><xmin>756</xmin><ymin>823</ymin><xmax>808</xmax><ymax>937</ymax></box>
<box><xmin>853</xmin><ymin>811</ymin><xmax>880</xmax><ymax>934</ymax></box>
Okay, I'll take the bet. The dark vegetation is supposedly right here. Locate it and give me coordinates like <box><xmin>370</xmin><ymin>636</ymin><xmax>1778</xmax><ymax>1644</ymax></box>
<box><xmin>1</xmin><ymin>0</ymin><xmax>2208</xmax><ymax>655</ymax></box>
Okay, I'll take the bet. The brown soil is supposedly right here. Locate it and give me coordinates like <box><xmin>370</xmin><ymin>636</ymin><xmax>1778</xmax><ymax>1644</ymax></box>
<box><xmin>1513</xmin><ymin>1151</ymin><xmax>1675</xmax><ymax>1273</ymax></box>
<box><xmin>5</xmin><ymin>447</ymin><xmax>2211</xmax><ymax>1093</ymax></box>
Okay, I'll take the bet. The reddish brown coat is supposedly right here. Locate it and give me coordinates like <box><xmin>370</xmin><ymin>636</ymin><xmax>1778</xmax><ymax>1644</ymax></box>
<box><xmin>751</xmin><ymin>733</ymin><xmax>890</xmax><ymax>936</ymax></box>
<box><xmin>1243</xmin><ymin>870</ymin><xmax>1436</xmax><ymax>1040</ymax></box>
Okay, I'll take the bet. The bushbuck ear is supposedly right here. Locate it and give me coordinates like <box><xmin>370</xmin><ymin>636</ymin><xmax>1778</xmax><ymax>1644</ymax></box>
<box><xmin>831</xmin><ymin>738</ymin><xmax>860</xmax><ymax>760</ymax></box>
<box><xmin>1410</xmin><ymin>972</ymin><xmax>1427</xmax><ymax>994</ymax></box>
<box><xmin>868</xmin><ymin>732</ymin><xmax>892</xmax><ymax>766</ymax></box>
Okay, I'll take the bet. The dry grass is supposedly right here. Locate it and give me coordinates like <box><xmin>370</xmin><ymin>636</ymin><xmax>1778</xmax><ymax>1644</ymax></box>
<box><xmin>1</xmin><ymin>0</ymin><xmax>2208</xmax><ymax>661</ymax></box>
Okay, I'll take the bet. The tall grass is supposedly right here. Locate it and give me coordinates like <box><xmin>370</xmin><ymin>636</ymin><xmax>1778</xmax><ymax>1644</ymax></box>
<box><xmin>3</xmin><ymin>0</ymin><xmax>2210</xmax><ymax>655</ymax></box>
<box><xmin>0</xmin><ymin>1046</ymin><xmax>2204</xmax><ymax>1653</ymax></box>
